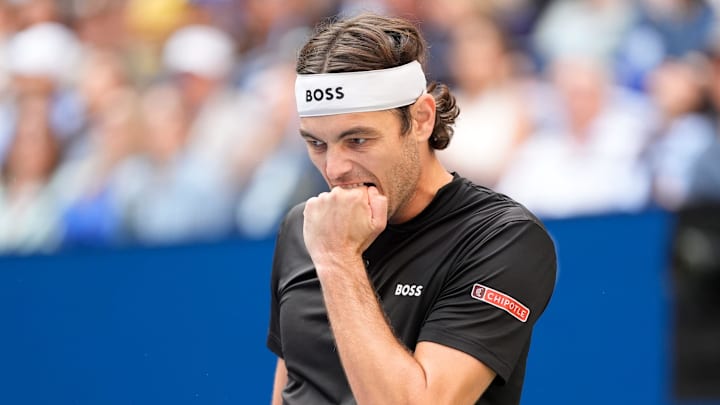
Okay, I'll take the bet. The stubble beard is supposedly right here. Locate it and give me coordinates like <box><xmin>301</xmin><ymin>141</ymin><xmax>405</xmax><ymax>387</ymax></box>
<box><xmin>386</xmin><ymin>135</ymin><xmax>421</xmax><ymax>223</ymax></box>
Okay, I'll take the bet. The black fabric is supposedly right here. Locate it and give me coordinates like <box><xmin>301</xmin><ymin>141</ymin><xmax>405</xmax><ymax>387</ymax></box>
<box><xmin>267</xmin><ymin>174</ymin><xmax>557</xmax><ymax>405</ymax></box>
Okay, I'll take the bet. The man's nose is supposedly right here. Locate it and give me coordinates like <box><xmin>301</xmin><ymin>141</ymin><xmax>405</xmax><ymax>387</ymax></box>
<box><xmin>324</xmin><ymin>146</ymin><xmax>352</xmax><ymax>182</ymax></box>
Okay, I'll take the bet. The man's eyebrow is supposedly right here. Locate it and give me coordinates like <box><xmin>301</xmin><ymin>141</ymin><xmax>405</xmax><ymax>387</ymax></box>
<box><xmin>299</xmin><ymin>129</ymin><xmax>319</xmax><ymax>140</ymax></box>
<box><xmin>337</xmin><ymin>126</ymin><xmax>380</xmax><ymax>140</ymax></box>
<box><xmin>299</xmin><ymin>126</ymin><xmax>380</xmax><ymax>142</ymax></box>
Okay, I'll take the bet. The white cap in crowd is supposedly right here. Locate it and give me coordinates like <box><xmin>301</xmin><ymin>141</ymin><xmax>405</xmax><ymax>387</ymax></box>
<box><xmin>7</xmin><ymin>22</ymin><xmax>83</xmax><ymax>84</ymax></box>
<box><xmin>162</xmin><ymin>24</ymin><xmax>236</xmax><ymax>79</ymax></box>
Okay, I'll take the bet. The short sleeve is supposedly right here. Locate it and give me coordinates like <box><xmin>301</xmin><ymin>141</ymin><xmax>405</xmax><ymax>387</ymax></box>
<box><xmin>266</xmin><ymin>269</ymin><xmax>283</xmax><ymax>358</ymax></box>
<box><xmin>266</xmin><ymin>211</ymin><xmax>293</xmax><ymax>359</ymax></box>
<box><xmin>418</xmin><ymin>220</ymin><xmax>556</xmax><ymax>383</ymax></box>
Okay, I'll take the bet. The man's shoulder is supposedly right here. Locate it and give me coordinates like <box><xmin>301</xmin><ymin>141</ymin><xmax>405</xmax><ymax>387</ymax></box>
<box><xmin>273</xmin><ymin>202</ymin><xmax>313</xmax><ymax>279</ymax></box>
<box><xmin>280</xmin><ymin>201</ymin><xmax>305</xmax><ymax>232</ymax></box>
<box><xmin>277</xmin><ymin>202</ymin><xmax>306</xmax><ymax>242</ymax></box>
<box><xmin>286</xmin><ymin>201</ymin><xmax>307</xmax><ymax>221</ymax></box>
<box><xmin>453</xmin><ymin>175</ymin><xmax>543</xmax><ymax>229</ymax></box>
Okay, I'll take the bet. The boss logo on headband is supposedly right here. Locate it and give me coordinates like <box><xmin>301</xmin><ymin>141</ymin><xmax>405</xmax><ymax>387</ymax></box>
<box><xmin>306</xmin><ymin>87</ymin><xmax>345</xmax><ymax>102</ymax></box>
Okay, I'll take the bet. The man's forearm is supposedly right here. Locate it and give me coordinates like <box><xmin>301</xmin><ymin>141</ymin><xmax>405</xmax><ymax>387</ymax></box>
<box><xmin>271</xmin><ymin>358</ymin><xmax>287</xmax><ymax>405</ymax></box>
<box><xmin>316</xmin><ymin>255</ymin><xmax>428</xmax><ymax>405</ymax></box>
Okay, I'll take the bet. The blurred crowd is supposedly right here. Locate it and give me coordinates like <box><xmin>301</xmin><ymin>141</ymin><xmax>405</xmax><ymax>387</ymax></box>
<box><xmin>0</xmin><ymin>0</ymin><xmax>719</xmax><ymax>254</ymax></box>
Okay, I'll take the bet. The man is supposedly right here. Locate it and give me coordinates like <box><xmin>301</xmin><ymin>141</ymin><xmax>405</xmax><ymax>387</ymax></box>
<box><xmin>267</xmin><ymin>13</ymin><xmax>556</xmax><ymax>405</ymax></box>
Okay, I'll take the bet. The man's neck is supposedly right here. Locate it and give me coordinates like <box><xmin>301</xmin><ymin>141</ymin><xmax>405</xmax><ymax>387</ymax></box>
<box><xmin>390</xmin><ymin>156</ymin><xmax>452</xmax><ymax>224</ymax></box>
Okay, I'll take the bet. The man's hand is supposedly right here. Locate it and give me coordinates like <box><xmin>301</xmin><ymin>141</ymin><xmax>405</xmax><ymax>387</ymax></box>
<box><xmin>303</xmin><ymin>185</ymin><xmax>387</xmax><ymax>268</ymax></box>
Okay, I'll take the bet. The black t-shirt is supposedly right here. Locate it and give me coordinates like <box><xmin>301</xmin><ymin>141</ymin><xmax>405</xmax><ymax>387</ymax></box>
<box><xmin>267</xmin><ymin>174</ymin><xmax>557</xmax><ymax>405</ymax></box>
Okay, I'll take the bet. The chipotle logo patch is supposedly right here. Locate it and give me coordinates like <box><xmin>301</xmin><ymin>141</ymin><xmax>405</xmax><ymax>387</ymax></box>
<box><xmin>471</xmin><ymin>283</ymin><xmax>530</xmax><ymax>322</ymax></box>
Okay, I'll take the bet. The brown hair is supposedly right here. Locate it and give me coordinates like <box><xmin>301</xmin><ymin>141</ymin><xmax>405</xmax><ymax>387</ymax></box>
<box><xmin>296</xmin><ymin>13</ymin><xmax>459</xmax><ymax>150</ymax></box>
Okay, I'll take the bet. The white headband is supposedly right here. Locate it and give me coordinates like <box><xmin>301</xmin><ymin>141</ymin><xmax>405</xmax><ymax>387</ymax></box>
<box><xmin>295</xmin><ymin>60</ymin><xmax>427</xmax><ymax>117</ymax></box>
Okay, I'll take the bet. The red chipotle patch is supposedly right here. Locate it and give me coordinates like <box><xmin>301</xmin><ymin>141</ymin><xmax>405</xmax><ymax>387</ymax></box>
<box><xmin>471</xmin><ymin>283</ymin><xmax>530</xmax><ymax>323</ymax></box>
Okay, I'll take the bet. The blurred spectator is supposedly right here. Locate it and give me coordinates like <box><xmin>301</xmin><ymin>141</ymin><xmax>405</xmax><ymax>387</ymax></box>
<box><xmin>246</xmin><ymin>0</ymin><xmax>332</xmax><ymax>42</ymax></box>
<box><xmin>339</xmin><ymin>0</ymin><xmax>389</xmax><ymax>15</ymax></box>
<box><xmin>686</xmin><ymin>46</ymin><xmax>720</xmax><ymax>205</ymax></box>
<box><xmin>71</xmin><ymin>0</ymin><xmax>129</xmax><ymax>52</ymax></box>
<box><xmin>688</xmin><ymin>138</ymin><xmax>720</xmax><ymax>204</ymax></box>
<box><xmin>414</xmin><ymin>0</ymin><xmax>480</xmax><ymax>86</ymax></box>
<box><xmin>58</xmin><ymin>91</ymin><xmax>142</xmax><ymax>247</ymax></box>
<box><xmin>125</xmin><ymin>0</ymin><xmax>188</xmax><ymax>40</ymax></box>
<box><xmin>113</xmin><ymin>82</ymin><xmax>236</xmax><ymax>245</ymax></box>
<box><xmin>0</xmin><ymin>21</ymin><xmax>85</xmax><ymax>165</ymax></box>
<box><xmin>415</xmin><ymin>0</ymin><xmax>551</xmax><ymax>94</ymax></box>
<box><xmin>488</xmin><ymin>0</ymin><xmax>553</xmax><ymax>59</ymax></box>
<box><xmin>615</xmin><ymin>0</ymin><xmax>715</xmax><ymax>90</ymax></box>
<box><xmin>162</xmin><ymin>21</ymin><xmax>324</xmax><ymax>230</ymax></box>
<box><xmin>234</xmin><ymin>56</ymin><xmax>326</xmax><ymax>238</ymax></box>
<box><xmin>438</xmin><ymin>12</ymin><xmax>531</xmax><ymax>187</ymax></box>
<box><xmin>496</xmin><ymin>56</ymin><xmax>654</xmax><ymax>218</ymax></box>
<box><xmin>644</xmin><ymin>56</ymin><xmax>716</xmax><ymax>209</ymax></box>
<box><xmin>533</xmin><ymin>0</ymin><xmax>634</xmax><ymax>68</ymax></box>
<box><xmin>52</xmin><ymin>50</ymin><xmax>143</xmax><ymax>247</ymax></box>
<box><xmin>124</xmin><ymin>0</ymin><xmax>190</xmax><ymax>81</ymax></box>
<box><xmin>237</xmin><ymin>0</ymin><xmax>337</xmax><ymax>86</ymax></box>
<box><xmin>340</xmin><ymin>0</ymin><xmax>418</xmax><ymax>19</ymax></box>
<box><xmin>0</xmin><ymin>94</ymin><xmax>63</xmax><ymax>253</ymax></box>
<box><xmin>0</xmin><ymin>2</ymin><xmax>17</xmax><ymax>91</ymax></box>
<box><xmin>5</xmin><ymin>21</ymin><xmax>82</xmax><ymax>89</ymax></box>
<box><xmin>13</xmin><ymin>0</ymin><xmax>59</xmax><ymax>29</ymax></box>
<box><xmin>161</xmin><ymin>24</ymin><xmax>246</xmax><ymax>175</ymax></box>
<box><xmin>71</xmin><ymin>48</ymin><xmax>133</xmax><ymax>158</ymax></box>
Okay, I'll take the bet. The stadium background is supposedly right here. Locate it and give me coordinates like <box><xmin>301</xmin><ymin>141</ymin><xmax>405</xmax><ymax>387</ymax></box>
<box><xmin>0</xmin><ymin>0</ymin><xmax>719</xmax><ymax>404</ymax></box>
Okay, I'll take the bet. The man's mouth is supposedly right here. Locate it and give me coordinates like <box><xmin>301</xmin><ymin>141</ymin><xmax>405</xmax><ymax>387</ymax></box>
<box><xmin>335</xmin><ymin>182</ymin><xmax>377</xmax><ymax>189</ymax></box>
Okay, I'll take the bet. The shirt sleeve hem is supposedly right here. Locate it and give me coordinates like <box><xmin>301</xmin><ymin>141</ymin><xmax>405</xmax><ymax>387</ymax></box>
<box><xmin>267</xmin><ymin>332</ymin><xmax>283</xmax><ymax>358</ymax></box>
<box><xmin>418</xmin><ymin>327</ymin><xmax>512</xmax><ymax>383</ymax></box>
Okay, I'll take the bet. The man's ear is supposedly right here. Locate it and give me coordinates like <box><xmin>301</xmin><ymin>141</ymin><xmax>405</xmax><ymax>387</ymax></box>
<box><xmin>411</xmin><ymin>93</ymin><xmax>436</xmax><ymax>143</ymax></box>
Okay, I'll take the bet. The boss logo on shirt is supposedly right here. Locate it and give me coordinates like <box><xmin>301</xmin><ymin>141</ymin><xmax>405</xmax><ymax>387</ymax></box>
<box><xmin>394</xmin><ymin>283</ymin><xmax>423</xmax><ymax>297</ymax></box>
<box><xmin>305</xmin><ymin>87</ymin><xmax>345</xmax><ymax>102</ymax></box>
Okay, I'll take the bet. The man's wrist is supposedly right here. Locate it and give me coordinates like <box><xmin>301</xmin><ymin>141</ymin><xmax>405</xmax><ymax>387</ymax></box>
<box><xmin>313</xmin><ymin>253</ymin><xmax>366</xmax><ymax>277</ymax></box>
<box><xmin>312</xmin><ymin>253</ymin><xmax>365</xmax><ymax>271</ymax></box>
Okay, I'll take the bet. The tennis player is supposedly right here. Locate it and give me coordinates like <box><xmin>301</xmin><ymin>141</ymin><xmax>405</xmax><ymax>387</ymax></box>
<box><xmin>267</xmin><ymin>13</ymin><xmax>557</xmax><ymax>405</ymax></box>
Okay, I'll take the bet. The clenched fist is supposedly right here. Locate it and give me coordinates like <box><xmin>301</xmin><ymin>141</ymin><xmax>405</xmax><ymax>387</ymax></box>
<box><xmin>303</xmin><ymin>185</ymin><xmax>388</xmax><ymax>269</ymax></box>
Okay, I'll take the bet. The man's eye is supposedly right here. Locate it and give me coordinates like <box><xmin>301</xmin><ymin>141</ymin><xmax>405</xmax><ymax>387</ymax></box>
<box><xmin>350</xmin><ymin>138</ymin><xmax>367</xmax><ymax>145</ymax></box>
<box><xmin>307</xmin><ymin>140</ymin><xmax>325</xmax><ymax>148</ymax></box>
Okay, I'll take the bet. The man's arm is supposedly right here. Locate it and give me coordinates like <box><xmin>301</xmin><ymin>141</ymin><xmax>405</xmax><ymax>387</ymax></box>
<box><xmin>304</xmin><ymin>186</ymin><xmax>496</xmax><ymax>405</ymax></box>
<box><xmin>271</xmin><ymin>358</ymin><xmax>287</xmax><ymax>405</ymax></box>
<box><xmin>317</xmin><ymin>255</ymin><xmax>496</xmax><ymax>405</ymax></box>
